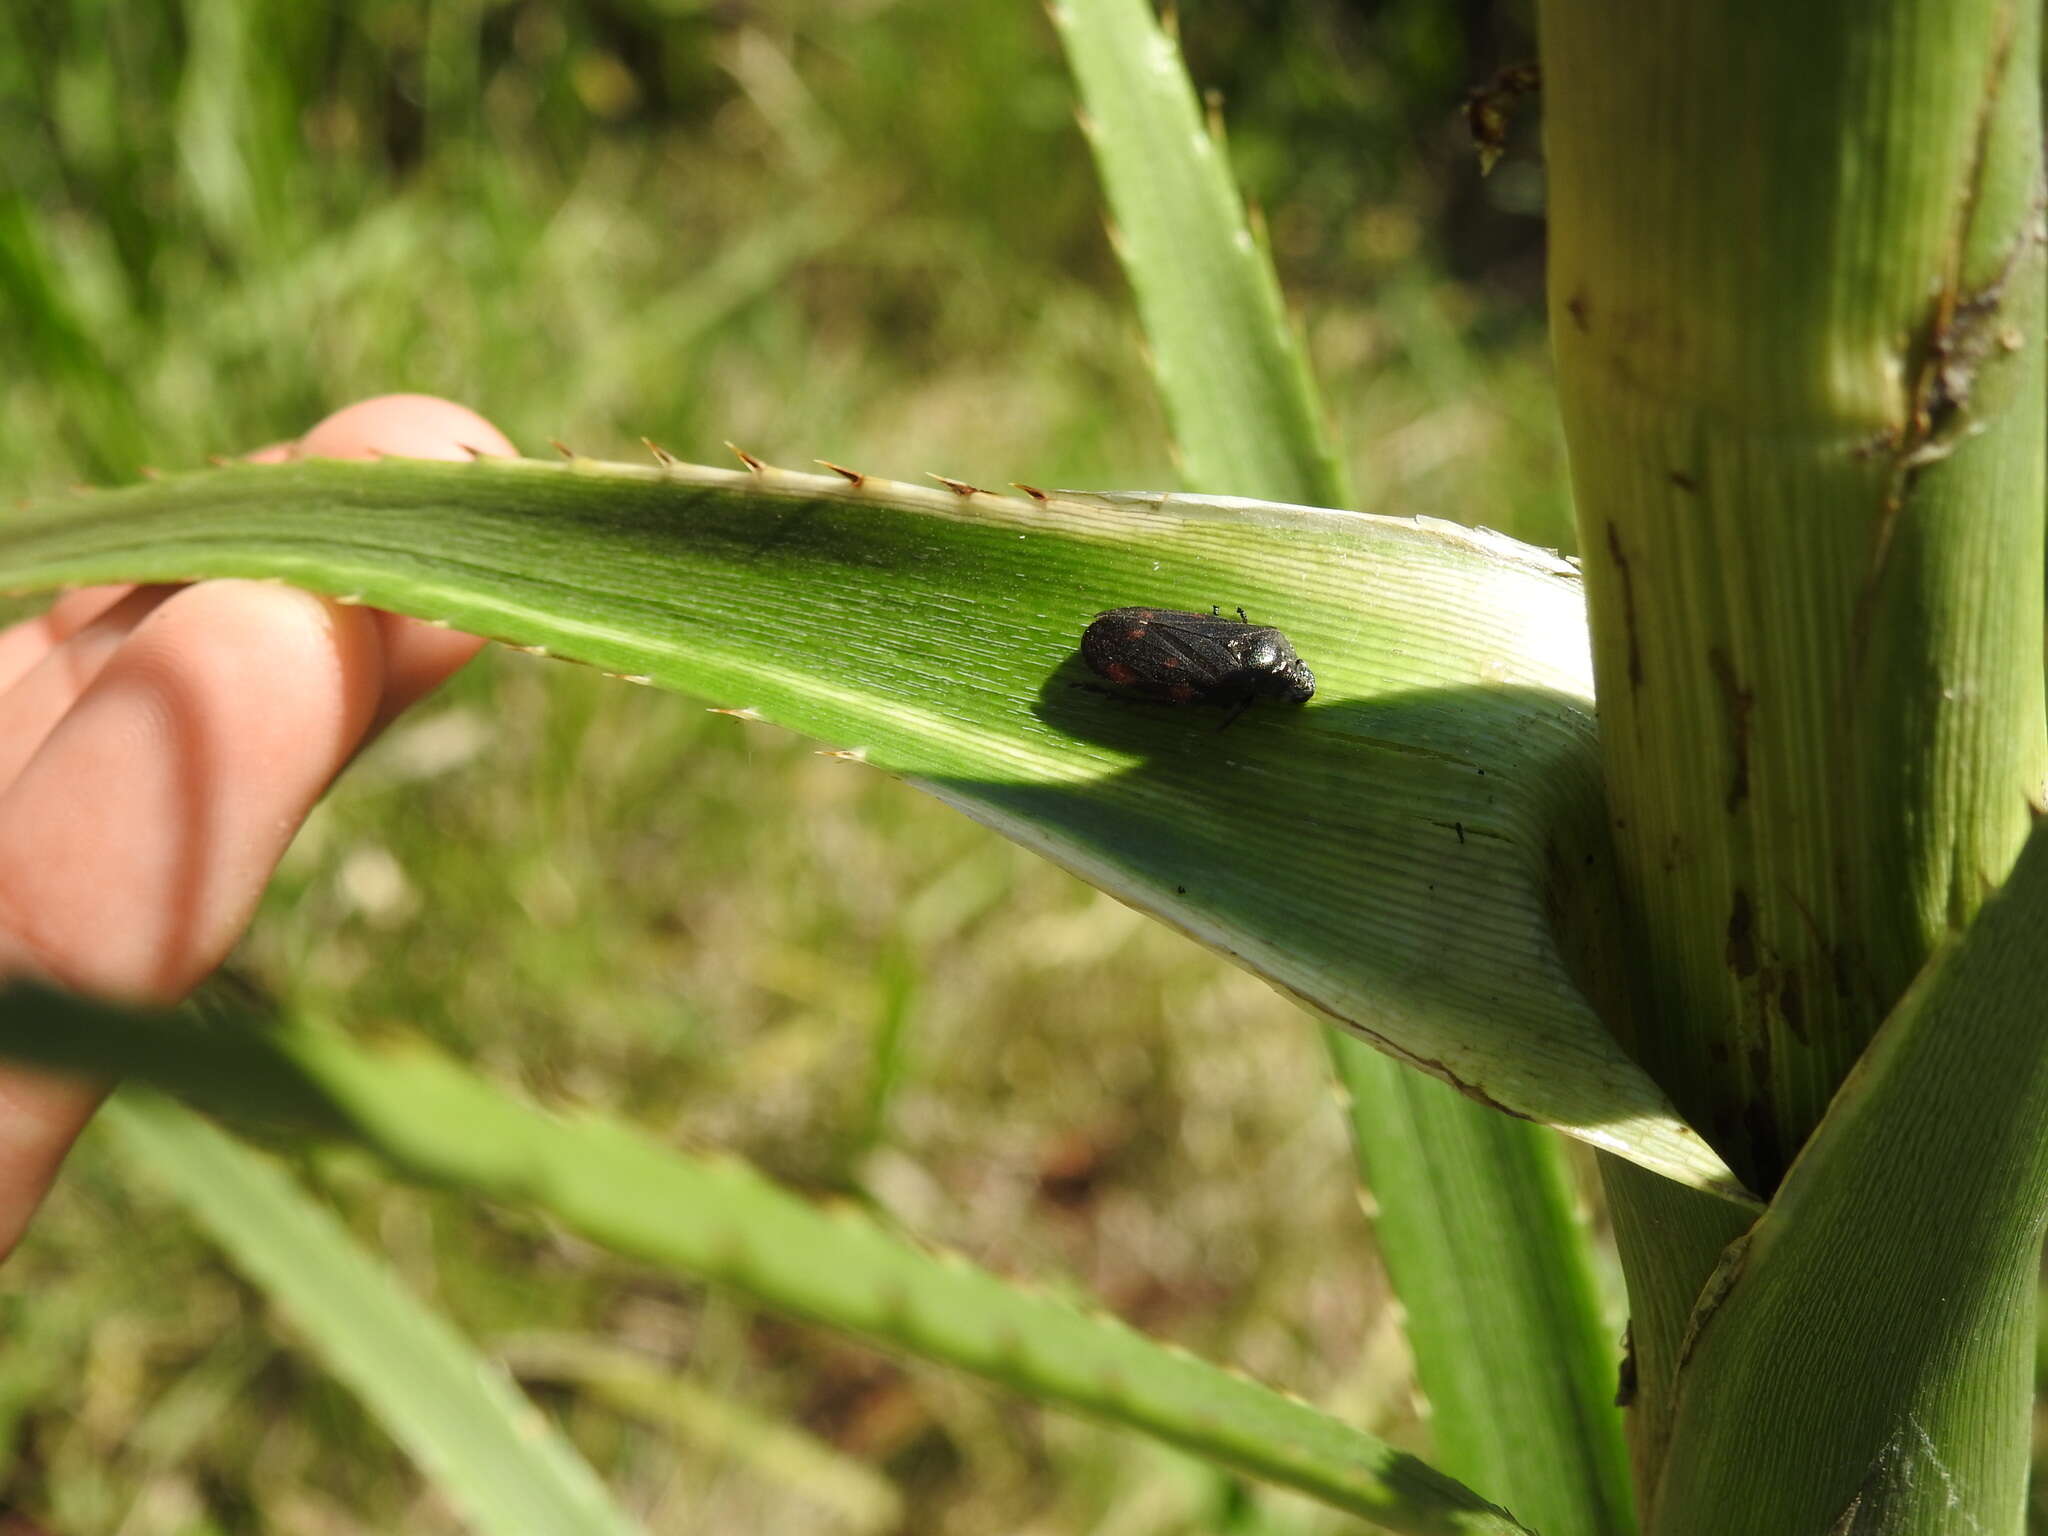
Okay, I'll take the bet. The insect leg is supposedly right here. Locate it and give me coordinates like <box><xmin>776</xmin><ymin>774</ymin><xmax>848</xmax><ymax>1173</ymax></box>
<box><xmin>1216</xmin><ymin>695</ymin><xmax>1255</xmax><ymax>732</ymax></box>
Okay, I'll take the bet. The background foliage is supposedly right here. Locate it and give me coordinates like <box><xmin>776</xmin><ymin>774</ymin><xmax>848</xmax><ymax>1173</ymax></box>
<box><xmin>0</xmin><ymin>1</ymin><xmax>1589</xmax><ymax>1530</ymax></box>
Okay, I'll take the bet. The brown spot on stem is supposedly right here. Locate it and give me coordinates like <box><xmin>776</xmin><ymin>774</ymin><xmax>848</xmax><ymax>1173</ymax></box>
<box><xmin>1707</xmin><ymin>647</ymin><xmax>1754</xmax><ymax>812</ymax></box>
<box><xmin>1739</xmin><ymin>1032</ymin><xmax>1788</xmax><ymax>1189</ymax></box>
<box><xmin>1604</xmin><ymin>521</ymin><xmax>1644</xmax><ymax>692</ymax></box>
<box><xmin>1726</xmin><ymin>888</ymin><xmax>1758</xmax><ymax>978</ymax></box>
<box><xmin>1566</xmin><ymin>286</ymin><xmax>1590</xmax><ymax>331</ymax></box>
<box><xmin>1778</xmin><ymin>971</ymin><xmax>1808</xmax><ymax>1044</ymax></box>
<box><xmin>1668</xmin><ymin>469</ymin><xmax>1698</xmax><ymax>492</ymax></box>
<box><xmin>1852</xmin><ymin>21</ymin><xmax>2026</xmax><ymax>679</ymax></box>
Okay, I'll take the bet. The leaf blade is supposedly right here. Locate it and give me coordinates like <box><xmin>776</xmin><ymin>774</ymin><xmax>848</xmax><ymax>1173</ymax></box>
<box><xmin>4</xmin><ymin>986</ymin><xmax>1536</xmax><ymax>1536</ymax></box>
<box><xmin>0</xmin><ymin>457</ymin><xmax>1744</xmax><ymax>1200</ymax></box>
<box><xmin>1050</xmin><ymin>0</ymin><xmax>1350</xmax><ymax>507</ymax></box>
<box><xmin>100</xmin><ymin>1091</ymin><xmax>641</xmax><ymax>1536</ymax></box>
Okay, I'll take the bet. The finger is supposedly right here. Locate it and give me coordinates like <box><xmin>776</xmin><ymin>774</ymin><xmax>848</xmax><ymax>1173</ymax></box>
<box><xmin>293</xmin><ymin>394</ymin><xmax>516</xmax><ymax>466</ymax></box>
<box><xmin>0</xmin><ymin>578</ymin><xmax>384</xmax><ymax>1001</ymax></box>
<box><xmin>0</xmin><ymin>587</ymin><xmax>183</xmax><ymax>788</ymax></box>
<box><xmin>0</xmin><ymin>586</ymin><xmax>146</xmax><ymax>695</ymax></box>
<box><xmin>290</xmin><ymin>395</ymin><xmax>516</xmax><ymax>726</ymax></box>
<box><xmin>362</xmin><ymin>610</ymin><xmax>490</xmax><ymax>727</ymax></box>
<box><xmin>0</xmin><ymin>399</ymin><xmax>511</xmax><ymax>1260</ymax></box>
<box><xmin>46</xmin><ymin>586</ymin><xmax>142</xmax><ymax>639</ymax></box>
<box><xmin>0</xmin><ymin>1066</ymin><xmax>105</xmax><ymax>1259</ymax></box>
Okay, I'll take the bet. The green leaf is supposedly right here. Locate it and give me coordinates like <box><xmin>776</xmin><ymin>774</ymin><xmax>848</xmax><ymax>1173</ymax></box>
<box><xmin>0</xmin><ymin>985</ymin><xmax>1534</xmax><ymax>1536</ymax></box>
<box><xmin>1339</xmin><ymin>1048</ymin><xmax>1637</xmax><ymax>1535</ymax></box>
<box><xmin>495</xmin><ymin>1334</ymin><xmax>904</xmax><ymax>1536</ymax></box>
<box><xmin>1648</xmin><ymin>818</ymin><xmax>2048</xmax><ymax>1531</ymax></box>
<box><xmin>1050</xmin><ymin>0</ymin><xmax>1349</xmax><ymax>508</ymax></box>
<box><xmin>0</xmin><ymin>456</ymin><xmax>1745</xmax><ymax>1202</ymax></box>
<box><xmin>98</xmin><ymin>1091</ymin><xmax>640</xmax><ymax>1536</ymax></box>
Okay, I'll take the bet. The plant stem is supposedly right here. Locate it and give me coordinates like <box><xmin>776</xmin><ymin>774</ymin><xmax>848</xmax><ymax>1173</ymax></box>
<box><xmin>1543</xmin><ymin>0</ymin><xmax>2045</xmax><ymax>1189</ymax></box>
<box><xmin>1650</xmin><ymin>822</ymin><xmax>2048</xmax><ymax>1532</ymax></box>
<box><xmin>1541</xmin><ymin>0</ymin><xmax>2048</xmax><ymax>1517</ymax></box>
<box><xmin>1595</xmin><ymin>1158</ymin><xmax>1751</xmax><ymax>1510</ymax></box>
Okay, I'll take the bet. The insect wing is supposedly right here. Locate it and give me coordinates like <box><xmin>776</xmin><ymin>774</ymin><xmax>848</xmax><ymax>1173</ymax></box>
<box><xmin>1122</xmin><ymin>610</ymin><xmax>1254</xmax><ymax>682</ymax></box>
<box><xmin>1084</xmin><ymin>608</ymin><xmax>1246</xmax><ymax>693</ymax></box>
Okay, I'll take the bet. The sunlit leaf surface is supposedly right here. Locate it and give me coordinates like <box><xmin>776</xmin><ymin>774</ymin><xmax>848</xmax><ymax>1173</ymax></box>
<box><xmin>0</xmin><ymin>454</ymin><xmax>1746</xmax><ymax>1199</ymax></box>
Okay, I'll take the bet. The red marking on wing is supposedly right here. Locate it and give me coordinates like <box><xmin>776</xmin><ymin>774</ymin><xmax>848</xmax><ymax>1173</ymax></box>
<box><xmin>1160</xmin><ymin>655</ymin><xmax>1182</xmax><ymax>668</ymax></box>
<box><xmin>1126</xmin><ymin>626</ymin><xmax>1148</xmax><ymax>639</ymax></box>
<box><xmin>1105</xmin><ymin>663</ymin><xmax>1139</xmax><ymax>684</ymax></box>
<box><xmin>1167</xmin><ymin>683</ymin><xmax>1199</xmax><ymax>702</ymax></box>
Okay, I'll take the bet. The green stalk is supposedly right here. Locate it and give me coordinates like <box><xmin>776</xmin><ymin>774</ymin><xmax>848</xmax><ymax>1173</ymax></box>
<box><xmin>1595</xmin><ymin>1161</ymin><xmax>1752</xmax><ymax>1505</ymax></box>
<box><xmin>1651</xmin><ymin>820</ymin><xmax>2048</xmax><ymax>1532</ymax></box>
<box><xmin>1540</xmin><ymin>0</ymin><xmax>2047</xmax><ymax>1516</ymax></box>
<box><xmin>1545</xmin><ymin>0</ymin><xmax>2045</xmax><ymax>1186</ymax></box>
<box><xmin>1053</xmin><ymin>3</ymin><xmax>1634</xmax><ymax>1528</ymax></box>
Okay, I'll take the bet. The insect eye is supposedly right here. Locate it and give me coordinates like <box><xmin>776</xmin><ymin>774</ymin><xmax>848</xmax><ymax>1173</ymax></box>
<box><xmin>1245</xmin><ymin>639</ymin><xmax>1281</xmax><ymax>669</ymax></box>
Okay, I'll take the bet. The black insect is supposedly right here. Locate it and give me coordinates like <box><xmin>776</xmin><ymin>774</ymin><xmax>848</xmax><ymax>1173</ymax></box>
<box><xmin>1079</xmin><ymin>605</ymin><xmax>1315</xmax><ymax>727</ymax></box>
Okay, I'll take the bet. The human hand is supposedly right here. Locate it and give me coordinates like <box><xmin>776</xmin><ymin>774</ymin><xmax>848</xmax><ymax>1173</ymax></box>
<box><xmin>0</xmin><ymin>394</ymin><xmax>513</xmax><ymax>1258</ymax></box>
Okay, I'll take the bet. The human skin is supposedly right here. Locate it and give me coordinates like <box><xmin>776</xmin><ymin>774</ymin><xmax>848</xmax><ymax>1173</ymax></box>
<box><xmin>0</xmin><ymin>394</ymin><xmax>510</xmax><ymax>1258</ymax></box>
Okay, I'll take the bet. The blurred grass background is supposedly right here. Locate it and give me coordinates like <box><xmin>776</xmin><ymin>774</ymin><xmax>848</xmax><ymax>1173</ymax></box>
<box><xmin>0</xmin><ymin>1</ymin><xmax>1582</xmax><ymax>1531</ymax></box>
